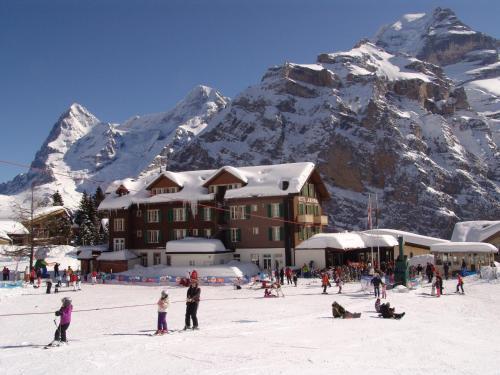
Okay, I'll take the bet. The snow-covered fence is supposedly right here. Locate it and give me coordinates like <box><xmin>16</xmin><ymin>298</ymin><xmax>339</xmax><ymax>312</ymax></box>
<box><xmin>104</xmin><ymin>274</ymin><xmax>249</xmax><ymax>286</ymax></box>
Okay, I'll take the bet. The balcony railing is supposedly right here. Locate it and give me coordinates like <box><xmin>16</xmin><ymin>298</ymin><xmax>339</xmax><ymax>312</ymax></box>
<box><xmin>314</xmin><ymin>215</ymin><xmax>328</xmax><ymax>225</ymax></box>
<box><xmin>297</xmin><ymin>214</ymin><xmax>314</xmax><ymax>224</ymax></box>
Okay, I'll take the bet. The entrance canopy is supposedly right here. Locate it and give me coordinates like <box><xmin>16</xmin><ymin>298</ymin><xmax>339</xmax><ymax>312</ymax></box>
<box><xmin>296</xmin><ymin>232</ymin><xmax>398</xmax><ymax>251</ymax></box>
<box><xmin>431</xmin><ymin>242</ymin><xmax>498</xmax><ymax>254</ymax></box>
<box><xmin>166</xmin><ymin>237</ymin><xmax>229</xmax><ymax>254</ymax></box>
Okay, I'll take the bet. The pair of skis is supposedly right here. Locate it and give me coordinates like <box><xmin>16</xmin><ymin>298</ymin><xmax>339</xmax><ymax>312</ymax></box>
<box><xmin>44</xmin><ymin>319</ymin><xmax>67</xmax><ymax>349</ymax></box>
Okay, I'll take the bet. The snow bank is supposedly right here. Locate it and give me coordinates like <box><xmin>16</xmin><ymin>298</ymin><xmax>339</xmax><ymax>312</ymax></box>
<box><xmin>0</xmin><ymin>245</ymin><xmax>79</xmax><ymax>271</ymax></box>
<box><xmin>166</xmin><ymin>237</ymin><xmax>227</xmax><ymax>253</ymax></box>
<box><xmin>0</xmin><ymin>220</ymin><xmax>28</xmax><ymax>235</ymax></box>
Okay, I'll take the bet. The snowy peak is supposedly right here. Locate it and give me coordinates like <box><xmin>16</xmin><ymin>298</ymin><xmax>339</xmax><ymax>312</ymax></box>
<box><xmin>375</xmin><ymin>8</ymin><xmax>498</xmax><ymax>65</ymax></box>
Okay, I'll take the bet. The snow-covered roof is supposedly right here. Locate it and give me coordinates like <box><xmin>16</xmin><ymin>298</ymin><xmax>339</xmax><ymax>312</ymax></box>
<box><xmin>97</xmin><ymin>250</ymin><xmax>139</xmax><ymax>261</ymax></box>
<box><xmin>364</xmin><ymin>229</ymin><xmax>448</xmax><ymax>248</ymax></box>
<box><xmin>33</xmin><ymin>206</ymin><xmax>68</xmax><ymax>220</ymax></box>
<box><xmin>296</xmin><ymin>232</ymin><xmax>398</xmax><ymax>250</ymax></box>
<box><xmin>76</xmin><ymin>245</ymin><xmax>109</xmax><ymax>259</ymax></box>
<box><xmin>451</xmin><ymin>221</ymin><xmax>500</xmax><ymax>243</ymax></box>
<box><xmin>0</xmin><ymin>220</ymin><xmax>29</xmax><ymax>235</ymax></box>
<box><xmin>204</xmin><ymin>166</ymin><xmax>249</xmax><ymax>185</ymax></box>
<box><xmin>0</xmin><ymin>229</ymin><xmax>11</xmax><ymax>243</ymax></box>
<box><xmin>99</xmin><ymin>162</ymin><xmax>320</xmax><ymax>210</ymax></box>
<box><xmin>166</xmin><ymin>238</ymin><xmax>228</xmax><ymax>253</ymax></box>
<box><xmin>431</xmin><ymin>242</ymin><xmax>498</xmax><ymax>254</ymax></box>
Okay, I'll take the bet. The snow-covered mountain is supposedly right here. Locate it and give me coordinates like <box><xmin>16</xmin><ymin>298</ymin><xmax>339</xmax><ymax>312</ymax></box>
<box><xmin>168</xmin><ymin>8</ymin><xmax>499</xmax><ymax>237</ymax></box>
<box><xmin>0</xmin><ymin>85</ymin><xmax>228</xmax><ymax>212</ymax></box>
<box><xmin>0</xmin><ymin>8</ymin><xmax>498</xmax><ymax>238</ymax></box>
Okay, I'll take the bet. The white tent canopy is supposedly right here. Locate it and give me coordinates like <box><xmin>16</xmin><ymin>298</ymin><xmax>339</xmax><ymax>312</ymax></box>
<box><xmin>431</xmin><ymin>242</ymin><xmax>498</xmax><ymax>254</ymax></box>
<box><xmin>97</xmin><ymin>250</ymin><xmax>139</xmax><ymax>261</ymax></box>
<box><xmin>166</xmin><ymin>237</ymin><xmax>228</xmax><ymax>253</ymax></box>
<box><xmin>296</xmin><ymin>232</ymin><xmax>398</xmax><ymax>250</ymax></box>
<box><xmin>364</xmin><ymin>229</ymin><xmax>448</xmax><ymax>247</ymax></box>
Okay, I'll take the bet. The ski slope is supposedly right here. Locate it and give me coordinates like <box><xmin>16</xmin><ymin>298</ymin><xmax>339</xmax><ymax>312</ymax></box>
<box><xmin>1</xmin><ymin>278</ymin><xmax>499</xmax><ymax>374</ymax></box>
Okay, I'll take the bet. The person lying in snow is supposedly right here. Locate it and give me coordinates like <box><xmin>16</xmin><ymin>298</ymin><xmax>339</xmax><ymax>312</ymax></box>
<box><xmin>331</xmin><ymin>301</ymin><xmax>361</xmax><ymax>319</ymax></box>
<box><xmin>375</xmin><ymin>298</ymin><xmax>381</xmax><ymax>313</ymax></box>
<box><xmin>379</xmin><ymin>302</ymin><xmax>405</xmax><ymax>319</ymax></box>
<box><xmin>264</xmin><ymin>288</ymin><xmax>276</xmax><ymax>298</ymax></box>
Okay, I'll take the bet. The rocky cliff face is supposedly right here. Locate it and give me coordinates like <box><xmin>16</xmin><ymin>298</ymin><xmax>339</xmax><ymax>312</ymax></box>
<box><xmin>168</xmin><ymin>11</ymin><xmax>499</xmax><ymax>238</ymax></box>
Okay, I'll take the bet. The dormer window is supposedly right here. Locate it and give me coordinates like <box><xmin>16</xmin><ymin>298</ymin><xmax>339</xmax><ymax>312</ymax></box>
<box><xmin>152</xmin><ymin>187</ymin><xmax>179</xmax><ymax>195</ymax></box>
<box><xmin>116</xmin><ymin>185</ymin><xmax>129</xmax><ymax>197</ymax></box>
<box><xmin>208</xmin><ymin>183</ymin><xmax>242</xmax><ymax>194</ymax></box>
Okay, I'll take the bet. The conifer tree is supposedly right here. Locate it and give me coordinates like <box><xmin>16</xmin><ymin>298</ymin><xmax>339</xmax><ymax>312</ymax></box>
<box><xmin>52</xmin><ymin>191</ymin><xmax>64</xmax><ymax>206</ymax></box>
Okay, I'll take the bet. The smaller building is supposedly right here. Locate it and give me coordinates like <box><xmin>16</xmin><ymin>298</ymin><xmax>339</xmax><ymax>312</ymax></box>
<box><xmin>431</xmin><ymin>242</ymin><xmax>498</xmax><ymax>272</ymax></box>
<box><xmin>96</xmin><ymin>250</ymin><xmax>140</xmax><ymax>273</ymax></box>
<box><xmin>0</xmin><ymin>220</ymin><xmax>29</xmax><ymax>245</ymax></box>
<box><xmin>165</xmin><ymin>238</ymin><xmax>234</xmax><ymax>267</ymax></box>
<box><xmin>451</xmin><ymin>221</ymin><xmax>500</xmax><ymax>261</ymax></box>
<box><xmin>295</xmin><ymin>232</ymin><xmax>398</xmax><ymax>269</ymax></box>
<box><xmin>76</xmin><ymin>245</ymin><xmax>110</xmax><ymax>274</ymax></box>
<box><xmin>0</xmin><ymin>229</ymin><xmax>11</xmax><ymax>245</ymax></box>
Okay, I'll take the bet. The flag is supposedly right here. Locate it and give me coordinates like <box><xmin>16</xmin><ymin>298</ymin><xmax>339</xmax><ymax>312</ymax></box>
<box><xmin>367</xmin><ymin>194</ymin><xmax>372</xmax><ymax>230</ymax></box>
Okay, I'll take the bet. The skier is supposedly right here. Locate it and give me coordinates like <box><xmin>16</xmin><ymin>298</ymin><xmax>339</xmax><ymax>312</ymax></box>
<box><xmin>292</xmin><ymin>271</ymin><xmax>298</xmax><ymax>287</ymax></box>
<box><xmin>91</xmin><ymin>271</ymin><xmax>97</xmax><ymax>285</ymax></box>
<box><xmin>379</xmin><ymin>302</ymin><xmax>405</xmax><ymax>320</ymax></box>
<box><xmin>321</xmin><ymin>272</ymin><xmax>329</xmax><ymax>294</ymax></box>
<box><xmin>431</xmin><ymin>274</ymin><xmax>436</xmax><ymax>296</ymax></box>
<box><xmin>456</xmin><ymin>274</ymin><xmax>465</xmax><ymax>294</ymax></box>
<box><xmin>29</xmin><ymin>267</ymin><xmax>36</xmax><ymax>285</ymax></box>
<box><xmin>425</xmin><ymin>263</ymin><xmax>433</xmax><ymax>283</ymax></box>
<box><xmin>71</xmin><ymin>273</ymin><xmax>78</xmax><ymax>291</ymax></box>
<box><xmin>371</xmin><ymin>273</ymin><xmax>382</xmax><ymax>298</ymax></box>
<box><xmin>271</xmin><ymin>281</ymin><xmax>285</xmax><ymax>297</ymax></box>
<box><xmin>47</xmin><ymin>297</ymin><xmax>73</xmax><ymax>346</ymax></box>
<box><xmin>331</xmin><ymin>301</ymin><xmax>361</xmax><ymax>319</ymax></box>
<box><xmin>190</xmin><ymin>269</ymin><xmax>198</xmax><ymax>281</ymax></box>
<box><xmin>285</xmin><ymin>267</ymin><xmax>292</xmax><ymax>285</ymax></box>
<box><xmin>335</xmin><ymin>274</ymin><xmax>342</xmax><ymax>294</ymax></box>
<box><xmin>184</xmin><ymin>280</ymin><xmax>201</xmax><ymax>330</ymax></box>
<box><xmin>279</xmin><ymin>268</ymin><xmax>284</xmax><ymax>285</ymax></box>
<box><xmin>76</xmin><ymin>273</ymin><xmax>82</xmax><ymax>291</ymax></box>
<box><xmin>435</xmin><ymin>272</ymin><xmax>443</xmax><ymax>297</ymax></box>
<box><xmin>54</xmin><ymin>263</ymin><xmax>60</xmax><ymax>278</ymax></box>
<box><xmin>155</xmin><ymin>290</ymin><xmax>170</xmax><ymax>335</ymax></box>
<box><xmin>443</xmin><ymin>262</ymin><xmax>450</xmax><ymax>280</ymax></box>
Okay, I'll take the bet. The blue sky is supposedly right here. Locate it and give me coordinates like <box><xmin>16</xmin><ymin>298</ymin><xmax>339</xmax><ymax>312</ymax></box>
<box><xmin>0</xmin><ymin>0</ymin><xmax>498</xmax><ymax>183</ymax></box>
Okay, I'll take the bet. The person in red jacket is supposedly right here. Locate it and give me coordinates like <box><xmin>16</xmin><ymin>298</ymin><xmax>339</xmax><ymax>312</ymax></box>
<box><xmin>91</xmin><ymin>271</ymin><xmax>97</xmax><ymax>284</ymax></box>
<box><xmin>190</xmin><ymin>269</ymin><xmax>198</xmax><ymax>281</ymax></box>
<box><xmin>321</xmin><ymin>272</ymin><xmax>330</xmax><ymax>294</ymax></box>
<box><xmin>70</xmin><ymin>273</ymin><xmax>78</xmax><ymax>291</ymax></box>
<box><xmin>456</xmin><ymin>274</ymin><xmax>465</xmax><ymax>294</ymax></box>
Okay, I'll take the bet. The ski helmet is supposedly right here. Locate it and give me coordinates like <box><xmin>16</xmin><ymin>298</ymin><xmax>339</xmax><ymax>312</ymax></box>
<box><xmin>62</xmin><ymin>297</ymin><xmax>72</xmax><ymax>307</ymax></box>
<box><xmin>161</xmin><ymin>290</ymin><xmax>168</xmax><ymax>298</ymax></box>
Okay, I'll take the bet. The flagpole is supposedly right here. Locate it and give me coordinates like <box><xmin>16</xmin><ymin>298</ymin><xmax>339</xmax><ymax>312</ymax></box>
<box><xmin>376</xmin><ymin>193</ymin><xmax>380</xmax><ymax>269</ymax></box>
<box><xmin>368</xmin><ymin>194</ymin><xmax>374</xmax><ymax>271</ymax></box>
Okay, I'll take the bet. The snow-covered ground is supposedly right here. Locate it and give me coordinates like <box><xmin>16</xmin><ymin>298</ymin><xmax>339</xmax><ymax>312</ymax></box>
<box><xmin>1</xmin><ymin>277</ymin><xmax>499</xmax><ymax>374</ymax></box>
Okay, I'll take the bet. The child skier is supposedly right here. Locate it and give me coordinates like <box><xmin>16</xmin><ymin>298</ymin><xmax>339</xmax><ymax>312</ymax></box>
<box><xmin>155</xmin><ymin>290</ymin><xmax>169</xmax><ymax>335</ymax></box>
<box><xmin>381</xmin><ymin>281</ymin><xmax>387</xmax><ymax>299</ymax></box>
<box><xmin>292</xmin><ymin>271</ymin><xmax>298</xmax><ymax>287</ymax></box>
<box><xmin>321</xmin><ymin>272</ymin><xmax>330</xmax><ymax>294</ymax></box>
<box><xmin>456</xmin><ymin>274</ymin><xmax>465</xmax><ymax>294</ymax></box>
<box><xmin>47</xmin><ymin>297</ymin><xmax>73</xmax><ymax>346</ymax></box>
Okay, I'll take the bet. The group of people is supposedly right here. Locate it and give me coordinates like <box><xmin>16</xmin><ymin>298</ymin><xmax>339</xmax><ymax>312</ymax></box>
<box><xmin>2</xmin><ymin>266</ymin><xmax>10</xmax><ymax>281</ymax></box>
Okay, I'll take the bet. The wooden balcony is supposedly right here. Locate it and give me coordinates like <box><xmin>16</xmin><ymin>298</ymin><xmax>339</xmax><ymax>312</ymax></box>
<box><xmin>314</xmin><ymin>215</ymin><xmax>328</xmax><ymax>225</ymax></box>
<box><xmin>297</xmin><ymin>214</ymin><xmax>314</xmax><ymax>224</ymax></box>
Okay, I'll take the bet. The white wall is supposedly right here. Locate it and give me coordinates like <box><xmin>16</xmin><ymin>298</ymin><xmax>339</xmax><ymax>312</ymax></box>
<box><xmin>236</xmin><ymin>248</ymin><xmax>285</xmax><ymax>270</ymax></box>
<box><xmin>166</xmin><ymin>253</ymin><xmax>233</xmax><ymax>267</ymax></box>
<box><xmin>294</xmin><ymin>249</ymin><xmax>325</xmax><ymax>269</ymax></box>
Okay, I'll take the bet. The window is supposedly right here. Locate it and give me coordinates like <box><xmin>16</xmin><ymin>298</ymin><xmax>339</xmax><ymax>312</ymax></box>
<box><xmin>209</xmin><ymin>183</ymin><xmax>241</xmax><ymax>193</ymax></box>
<box><xmin>166</xmin><ymin>256</ymin><xmax>171</xmax><ymax>266</ymax></box>
<box><xmin>252</xmin><ymin>227</ymin><xmax>259</xmax><ymax>235</ymax></box>
<box><xmin>203</xmin><ymin>207</ymin><xmax>212</xmax><ymax>221</ymax></box>
<box><xmin>230</xmin><ymin>205</ymin><xmax>248</xmax><ymax>220</ymax></box>
<box><xmin>147</xmin><ymin>230</ymin><xmax>160</xmax><ymax>244</ymax></box>
<box><xmin>233</xmin><ymin>254</ymin><xmax>241</xmax><ymax>262</ymax></box>
<box><xmin>174</xmin><ymin>207</ymin><xmax>186</xmax><ymax>222</ymax></box>
<box><xmin>114</xmin><ymin>218</ymin><xmax>125</xmax><ymax>232</ymax></box>
<box><xmin>314</xmin><ymin>205</ymin><xmax>320</xmax><ymax>216</ymax></box>
<box><xmin>268</xmin><ymin>203</ymin><xmax>283</xmax><ymax>218</ymax></box>
<box><xmin>153</xmin><ymin>253</ymin><xmax>161</xmax><ymax>265</ymax></box>
<box><xmin>136</xmin><ymin>210</ymin><xmax>142</xmax><ymax>217</ymax></box>
<box><xmin>137</xmin><ymin>230</ymin><xmax>143</xmax><ymax>238</ymax></box>
<box><xmin>251</xmin><ymin>204</ymin><xmax>258</xmax><ymax>212</ymax></box>
<box><xmin>251</xmin><ymin>254</ymin><xmax>259</xmax><ymax>267</ymax></box>
<box><xmin>189</xmin><ymin>260</ymin><xmax>195</xmax><ymax>266</ymax></box>
<box><xmin>269</xmin><ymin>226</ymin><xmax>283</xmax><ymax>241</ymax></box>
<box><xmin>140</xmin><ymin>253</ymin><xmax>148</xmax><ymax>267</ymax></box>
<box><xmin>263</xmin><ymin>254</ymin><xmax>272</xmax><ymax>270</ymax></box>
<box><xmin>191</xmin><ymin>229</ymin><xmax>199</xmax><ymax>237</ymax></box>
<box><xmin>174</xmin><ymin>229</ymin><xmax>187</xmax><ymax>240</ymax></box>
<box><xmin>147</xmin><ymin>209</ymin><xmax>159</xmax><ymax>223</ymax></box>
<box><xmin>298</xmin><ymin>203</ymin><xmax>305</xmax><ymax>215</ymax></box>
<box><xmin>113</xmin><ymin>238</ymin><xmax>125</xmax><ymax>251</ymax></box>
<box><xmin>205</xmin><ymin>228</ymin><xmax>212</xmax><ymax>238</ymax></box>
<box><xmin>152</xmin><ymin>187</ymin><xmax>179</xmax><ymax>195</ymax></box>
<box><xmin>230</xmin><ymin>228</ymin><xmax>241</xmax><ymax>242</ymax></box>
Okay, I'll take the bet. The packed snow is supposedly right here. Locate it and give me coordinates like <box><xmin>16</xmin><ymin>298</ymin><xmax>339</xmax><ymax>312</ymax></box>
<box><xmin>1</xmin><ymin>276</ymin><xmax>500</xmax><ymax>374</ymax></box>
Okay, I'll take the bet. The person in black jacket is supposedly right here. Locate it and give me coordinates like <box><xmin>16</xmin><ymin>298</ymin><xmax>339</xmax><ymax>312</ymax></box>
<box><xmin>443</xmin><ymin>262</ymin><xmax>450</xmax><ymax>280</ymax></box>
<box><xmin>371</xmin><ymin>273</ymin><xmax>382</xmax><ymax>298</ymax></box>
<box><xmin>184</xmin><ymin>280</ymin><xmax>201</xmax><ymax>330</ymax></box>
<box><xmin>379</xmin><ymin>302</ymin><xmax>405</xmax><ymax>319</ymax></box>
<box><xmin>425</xmin><ymin>263</ymin><xmax>433</xmax><ymax>283</ymax></box>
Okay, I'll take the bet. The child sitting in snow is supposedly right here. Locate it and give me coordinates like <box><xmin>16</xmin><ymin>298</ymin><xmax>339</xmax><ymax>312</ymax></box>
<box><xmin>264</xmin><ymin>288</ymin><xmax>276</xmax><ymax>298</ymax></box>
<box><xmin>375</xmin><ymin>298</ymin><xmax>381</xmax><ymax>313</ymax></box>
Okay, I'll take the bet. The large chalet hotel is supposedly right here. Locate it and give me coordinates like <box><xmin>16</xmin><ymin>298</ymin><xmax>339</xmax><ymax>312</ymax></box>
<box><xmin>97</xmin><ymin>162</ymin><xmax>330</xmax><ymax>271</ymax></box>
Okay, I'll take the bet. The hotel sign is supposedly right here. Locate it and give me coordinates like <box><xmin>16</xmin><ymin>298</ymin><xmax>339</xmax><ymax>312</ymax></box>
<box><xmin>298</xmin><ymin>197</ymin><xmax>318</xmax><ymax>204</ymax></box>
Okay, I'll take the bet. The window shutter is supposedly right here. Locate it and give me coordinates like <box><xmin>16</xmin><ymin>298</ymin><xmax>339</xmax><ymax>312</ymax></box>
<box><xmin>279</xmin><ymin>226</ymin><xmax>284</xmax><ymax>241</ymax></box>
<box><xmin>167</xmin><ymin>208</ymin><xmax>173</xmax><ymax>223</ymax></box>
<box><xmin>268</xmin><ymin>227</ymin><xmax>273</xmax><ymax>241</ymax></box>
<box><xmin>169</xmin><ymin>229</ymin><xmax>174</xmax><ymax>241</ymax></box>
<box><xmin>158</xmin><ymin>210</ymin><xmax>162</xmax><ymax>223</ymax></box>
<box><xmin>145</xmin><ymin>231</ymin><xmax>149</xmax><ymax>245</ymax></box>
<box><xmin>267</xmin><ymin>204</ymin><xmax>271</xmax><ymax>218</ymax></box>
<box><xmin>210</xmin><ymin>208</ymin><xmax>214</xmax><ymax>221</ymax></box>
<box><xmin>279</xmin><ymin>203</ymin><xmax>284</xmax><ymax>217</ymax></box>
<box><xmin>184</xmin><ymin>207</ymin><xmax>189</xmax><ymax>222</ymax></box>
<box><xmin>245</xmin><ymin>205</ymin><xmax>251</xmax><ymax>219</ymax></box>
<box><xmin>237</xmin><ymin>228</ymin><xmax>242</xmax><ymax>242</ymax></box>
<box><xmin>159</xmin><ymin>231</ymin><xmax>163</xmax><ymax>243</ymax></box>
